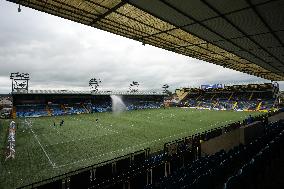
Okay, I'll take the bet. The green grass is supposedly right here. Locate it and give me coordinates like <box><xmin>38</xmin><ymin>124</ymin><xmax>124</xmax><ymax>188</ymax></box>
<box><xmin>0</xmin><ymin>108</ymin><xmax>261</xmax><ymax>188</ymax></box>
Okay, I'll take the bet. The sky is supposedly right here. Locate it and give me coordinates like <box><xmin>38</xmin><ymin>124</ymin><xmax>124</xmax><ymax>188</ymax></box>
<box><xmin>0</xmin><ymin>1</ymin><xmax>281</xmax><ymax>94</ymax></box>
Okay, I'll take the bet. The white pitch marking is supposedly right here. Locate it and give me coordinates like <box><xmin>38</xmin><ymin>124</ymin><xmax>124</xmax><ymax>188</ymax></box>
<box><xmin>54</xmin><ymin>129</ymin><xmax>199</xmax><ymax>168</ymax></box>
<box><xmin>44</xmin><ymin>132</ymin><xmax>116</xmax><ymax>147</ymax></box>
<box><xmin>30</xmin><ymin>125</ymin><xmax>56</xmax><ymax>168</ymax></box>
<box><xmin>96</xmin><ymin>124</ymin><xmax>119</xmax><ymax>133</ymax></box>
<box><xmin>54</xmin><ymin>113</ymin><xmax>247</xmax><ymax>168</ymax></box>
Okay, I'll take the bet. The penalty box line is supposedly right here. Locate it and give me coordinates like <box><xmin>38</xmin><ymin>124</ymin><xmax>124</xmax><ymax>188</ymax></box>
<box><xmin>29</xmin><ymin>124</ymin><xmax>56</xmax><ymax>168</ymax></box>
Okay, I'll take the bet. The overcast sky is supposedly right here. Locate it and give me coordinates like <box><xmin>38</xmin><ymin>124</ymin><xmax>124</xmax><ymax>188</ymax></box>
<box><xmin>1</xmin><ymin>1</ymin><xmax>282</xmax><ymax>94</ymax></box>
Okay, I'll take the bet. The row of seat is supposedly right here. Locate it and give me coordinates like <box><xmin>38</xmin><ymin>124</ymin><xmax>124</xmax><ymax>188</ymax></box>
<box><xmin>92</xmin><ymin>113</ymin><xmax>272</xmax><ymax>189</ymax></box>
<box><xmin>145</xmin><ymin>119</ymin><xmax>284</xmax><ymax>189</ymax></box>
<box><xmin>16</xmin><ymin>104</ymin><xmax>48</xmax><ymax>117</ymax></box>
<box><xmin>126</xmin><ymin>102</ymin><xmax>162</xmax><ymax>111</ymax></box>
<box><xmin>184</xmin><ymin>99</ymin><xmax>275</xmax><ymax>111</ymax></box>
<box><xmin>224</xmin><ymin>121</ymin><xmax>284</xmax><ymax>189</ymax></box>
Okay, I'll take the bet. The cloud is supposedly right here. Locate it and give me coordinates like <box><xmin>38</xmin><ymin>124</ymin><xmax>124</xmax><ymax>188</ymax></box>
<box><xmin>0</xmin><ymin>1</ymin><xmax>279</xmax><ymax>94</ymax></box>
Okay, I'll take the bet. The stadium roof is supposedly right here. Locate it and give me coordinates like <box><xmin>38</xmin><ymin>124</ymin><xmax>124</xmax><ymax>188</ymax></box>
<box><xmin>12</xmin><ymin>89</ymin><xmax>165</xmax><ymax>96</ymax></box>
<box><xmin>7</xmin><ymin>0</ymin><xmax>284</xmax><ymax>81</ymax></box>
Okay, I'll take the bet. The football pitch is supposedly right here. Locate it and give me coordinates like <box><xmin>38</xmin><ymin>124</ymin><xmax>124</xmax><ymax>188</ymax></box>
<box><xmin>0</xmin><ymin>108</ymin><xmax>261</xmax><ymax>188</ymax></box>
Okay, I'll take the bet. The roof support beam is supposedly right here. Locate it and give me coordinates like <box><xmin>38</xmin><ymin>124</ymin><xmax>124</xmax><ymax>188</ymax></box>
<box><xmin>170</xmin><ymin>31</ymin><xmax>284</xmax><ymax>53</ymax></box>
<box><xmin>157</xmin><ymin>0</ymin><xmax>280</xmax><ymax>75</ymax></box>
<box><xmin>200</xmin><ymin>0</ymin><xmax>284</xmax><ymax>74</ymax></box>
<box><xmin>142</xmin><ymin>0</ymin><xmax>280</xmax><ymax>40</ymax></box>
<box><xmin>89</xmin><ymin>1</ymin><xmax>127</xmax><ymax>26</ymax></box>
<box><xmin>97</xmin><ymin>17</ymin><xmax>235</xmax><ymax>66</ymax></box>
<box><xmin>245</xmin><ymin>0</ymin><xmax>284</xmax><ymax>48</ymax></box>
<box><xmin>125</xmin><ymin>1</ymin><xmax>262</xmax><ymax>72</ymax></box>
<box><xmin>95</xmin><ymin>2</ymin><xmax>253</xmax><ymax>69</ymax></box>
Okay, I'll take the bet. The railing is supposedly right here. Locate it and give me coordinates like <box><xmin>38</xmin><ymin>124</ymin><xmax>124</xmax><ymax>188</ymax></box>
<box><xmin>18</xmin><ymin>148</ymin><xmax>150</xmax><ymax>189</ymax></box>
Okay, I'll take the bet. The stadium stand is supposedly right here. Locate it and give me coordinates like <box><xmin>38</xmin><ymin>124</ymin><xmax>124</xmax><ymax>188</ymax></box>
<box><xmin>126</xmin><ymin>101</ymin><xmax>162</xmax><ymax>111</ymax></box>
<box><xmin>10</xmin><ymin>83</ymin><xmax>279</xmax><ymax>118</ymax></box>
<box><xmin>11</xmin><ymin>91</ymin><xmax>165</xmax><ymax>118</ymax></box>
<box><xmin>92</xmin><ymin>102</ymin><xmax>111</xmax><ymax>113</ymax></box>
<box><xmin>0</xmin><ymin>95</ymin><xmax>12</xmax><ymax>118</ymax></box>
<box><xmin>49</xmin><ymin>104</ymin><xmax>65</xmax><ymax>116</ymax></box>
<box><xmin>145</xmin><ymin>115</ymin><xmax>284</xmax><ymax>189</ymax></box>
<box><xmin>147</xmin><ymin>127</ymin><xmax>267</xmax><ymax>188</ymax></box>
<box><xmin>11</xmin><ymin>83</ymin><xmax>279</xmax><ymax>118</ymax></box>
<box><xmin>178</xmin><ymin>83</ymin><xmax>279</xmax><ymax>112</ymax></box>
<box><xmin>65</xmin><ymin>103</ymin><xmax>88</xmax><ymax>115</ymax></box>
<box><xmin>16</xmin><ymin>104</ymin><xmax>48</xmax><ymax>118</ymax></box>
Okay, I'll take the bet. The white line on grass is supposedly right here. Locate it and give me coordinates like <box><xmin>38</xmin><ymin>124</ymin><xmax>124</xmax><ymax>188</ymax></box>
<box><xmin>38</xmin><ymin>124</ymin><xmax>118</xmax><ymax>137</ymax></box>
<box><xmin>54</xmin><ymin>127</ymin><xmax>61</xmax><ymax>135</ymax></box>
<box><xmin>44</xmin><ymin>131</ymin><xmax>116</xmax><ymax>147</ymax></box>
<box><xmin>54</xmin><ymin>115</ymin><xmax>249</xmax><ymax>169</ymax></box>
<box><xmin>54</xmin><ymin>129</ymin><xmax>199</xmax><ymax>169</ymax></box>
<box><xmin>29</xmin><ymin>125</ymin><xmax>56</xmax><ymax>168</ymax></box>
<box><xmin>96</xmin><ymin>124</ymin><xmax>119</xmax><ymax>133</ymax></box>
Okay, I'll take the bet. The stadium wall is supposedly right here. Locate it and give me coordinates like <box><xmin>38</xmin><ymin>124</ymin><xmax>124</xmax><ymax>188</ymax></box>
<box><xmin>201</xmin><ymin>121</ymin><xmax>265</xmax><ymax>155</ymax></box>
<box><xmin>201</xmin><ymin>128</ymin><xmax>241</xmax><ymax>155</ymax></box>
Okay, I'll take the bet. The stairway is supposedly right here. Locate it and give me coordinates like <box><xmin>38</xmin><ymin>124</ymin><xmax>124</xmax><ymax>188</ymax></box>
<box><xmin>82</xmin><ymin>104</ymin><xmax>90</xmax><ymax>113</ymax></box>
<box><xmin>61</xmin><ymin>104</ymin><xmax>67</xmax><ymax>113</ymax></box>
<box><xmin>228</xmin><ymin>93</ymin><xmax>234</xmax><ymax>101</ymax></box>
<box><xmin>176</xmin><ymin>90</ymin><xmax>189</xmax><ymax>102</ymax></box>
<box><xmin>197</xmin><ymin>101</ymin><xmax>202</xmax><ymax>107</ymax></box>
<box><xmin>212</xmin><ymin>101</ymin><xmax>219</xmax><ymax>109</ymax></box>
<box><xmin>210</xmin><ymin>94</ymin><xmax>216</xmax><ymax>101</ymax></box>
<box><xmin>232</xmin><ymin>102</ymin><xmax>238</xmax><ymax>109</ymax></box>
<box><xmin>46</xmin><ymin>105</ymin><xmax>51</xmax><ymax>116</ymax></box>
<box><xmin>12</xmin><ymin>106</ymin><xmax>16</xmax><ymax>119</ymax></box>
<box><xmin>256</xmin><ymin>102</ymin><xmax>262</xmax><ymax>111</ymax></box>
<box><xmin>196</xmin><ymin>94</ymin><xmax>202</xmax><ymax>101</ymax></box>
